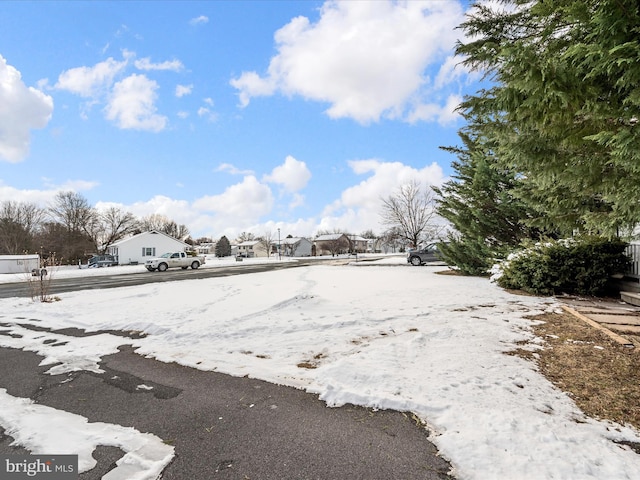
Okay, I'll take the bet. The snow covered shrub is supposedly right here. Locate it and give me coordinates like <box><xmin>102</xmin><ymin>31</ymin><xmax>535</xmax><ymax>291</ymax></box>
<box><xmin>492</xmin><ymin>237</ymin><xmax>630</xmax><ymax>296</ymax></box>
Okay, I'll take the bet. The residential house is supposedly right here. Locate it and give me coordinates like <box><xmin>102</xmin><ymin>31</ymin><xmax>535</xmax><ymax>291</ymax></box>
<box><xmin>195</xmin><ymin>242</ymin><xmax>217</xmax><ymax>254</ymax></box>
<box><xmin>350</xmin><ymin>235</ymin><xmax>369</xmax><ymax>254</ymax></box>
<box><xmin>106</xmin><ymin>230</ymin><xmax>190</xmax><ymax>265</ymax></box>
<box><xmin>236</xmin><ymin>240</ymin><xmax>269</xmax><ymax>258</ymax></box>
<box><xmin>365</xmin><ymin>237</ymin><xmax>384</xmax><ymax>253</ymax></box>
<box><xmin>280</xmin><ymin>237</ymin><xmax>312</xmax><ymax>257</ymax></box>
<box><xmin>314</xmin><ymin>234</ymin><xmax>350</xmax><ymax>256</ymax></box>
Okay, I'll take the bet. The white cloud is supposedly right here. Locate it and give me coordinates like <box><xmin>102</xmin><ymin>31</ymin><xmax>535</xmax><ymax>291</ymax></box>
<box><xmin>190</xmin><ymin>15</ymin><xmax>209</xmax><ymax>26</ymax></box>
<box><xmin>193</xmin><ymin>176</ymin><xmax>273</xmax><ymax>216</ymax></box>
<box><xmin>434</xmin><ymin>55</ymin><xmax>466</xmax><ymax>90</ymax></box>
<box><xmin>55</xmin><ymin>57</ymin><xmax>127</xmax><ymax>98</ymax></box>
<box><xmin>263</xmin><ymin>155</ymin><xmax>311</xmax><ymax>193</ymax></box>
<box><xmin>122</xmin><ymin>195</ymin><xmax>221</xmax><ymax>238</ymax></box>
<box><xmin>96</xmin><ymin>182</ymin><xmax>274</xmax><ymax>241</ymax></box>
<box><xmin>171</xmin><ymin>159</ymin><xmax>447</xmax><ymax>238</ymax></box>
<box><xmin>0</xmin><ymin>178</ymin><xmax>97</xmax><ymax>206</ymax></box>
<box><xmin>288</xmin><ymin>192</ymin><xmax>305</xmax><ymax>210</ymax></box>
<box><xmin>195</xmin><ymin>99</ymin><xmax>217</xmax><ymax>121</ymax></box>
<box><xmin>135</xmin><ymin>57</ymin><xmax>183</xmax><ymax>72</ymax></box>
<box><xmin>175</xmin><ymin>84</ymin><xmax>193</xmax><ymax>97</ymax></box>
<box><xmin>105</xmin><ymin>74</ymin><xmax>167</xmax><ymax>131</ymax></box>
<box><xmin>127</xmin><ymin>195</ymin><xmax>191</xmax><ymax>218</ymax></box>
<box><xmin>55</xmin><ymin>52</ymin><xmax>172</xmax><ymax>130</ymax></box>
<box><xmin>0</xmin><ymin>56</ymin><xmax>53</xmax><ymax>162</ymax></box>
<box><xmin>216</xmin><ymin>163</ymin><xmax>255</xmax><ymax>176</ymax></box>
<box><xmin>230</xmin><ymin>0</ymin><xmax>465</xmax><ymax>124</ymax></box>
<box><xmin>230</xmin><ymin>71</ymin><xmax>277</xmax><ymax>108</ymax></box>
<box><xmin>197</xmin><ymin>107</ymin><xmax>217</xmax><ymax>122</ymax></box>
<box><xmin>407</xmin><ymin>94</ymin><xmax>462</xmax><ymax>125</ymax></box>
<box><xmin>439</xmin><ymin>94</ymin><xmax>464</xmax><ymax>124</ymax></box>
<box><xmin>0</xmin><ymin>158</ymin><xmax>443</xmax><ymax>240</ymax></box>
<box><xmin>319</xmin><ymin>159</ymin><xmax>446</xmax><ymax>234</ymax></box>
<box><xmin>41</xmin><ymin>178</ymin><xmax>99</xmax><ymax>191</ymax></box>
<box><xmin>0</xmin><ymin>184</ymin><xmax>57</xmax><ymax>206</ymax></box>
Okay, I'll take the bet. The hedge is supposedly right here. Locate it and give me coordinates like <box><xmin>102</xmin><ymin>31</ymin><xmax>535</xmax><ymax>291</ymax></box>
<box><xmin>491</xmin><ymin>237</ymin><xmax>630</xmax><ymax>296</ymax></box>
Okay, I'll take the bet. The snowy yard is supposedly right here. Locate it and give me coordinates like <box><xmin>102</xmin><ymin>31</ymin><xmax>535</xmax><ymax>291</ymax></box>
<box><xmin>1</xmin><ymin>256</ymin><xmax>639</xmax><ymax>479</ymax></box>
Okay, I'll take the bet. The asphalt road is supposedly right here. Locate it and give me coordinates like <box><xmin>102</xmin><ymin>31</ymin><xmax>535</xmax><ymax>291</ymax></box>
<box><xmin>0</xmin><ymin>255</ymin><xmax>454</xmax><ymax>479</ymax></box>
<box><xmin>0</xmin><ymin>257</ymin><xmax>359</xmax><ymax>299</ymax></box>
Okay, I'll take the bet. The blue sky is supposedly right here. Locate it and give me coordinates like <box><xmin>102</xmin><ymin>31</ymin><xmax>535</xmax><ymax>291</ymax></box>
<box><xmin>0</xmin><ymin>0</ymin><xmax>480</xmax><ymax>239</ymax></box>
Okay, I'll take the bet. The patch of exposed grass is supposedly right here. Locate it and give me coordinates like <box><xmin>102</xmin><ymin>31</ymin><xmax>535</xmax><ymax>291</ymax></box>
<box><xmin>297</xmin><ymin>352</ymin><xmax>326</xmax><ymax>369</ymax></box>
<box><xmin>297</xmin><ymin>361</ymin><xmax>317</xmax><ymax>369</ymax></box>
<box><xmin>514</xmin><ymin>311</ymin><xmax>640</xmax><ymax>430</ymax></box>
<box><xmin>435</xmin><ymin>269</ymin><xmax>463</xmax><ymax>276</ymax></box>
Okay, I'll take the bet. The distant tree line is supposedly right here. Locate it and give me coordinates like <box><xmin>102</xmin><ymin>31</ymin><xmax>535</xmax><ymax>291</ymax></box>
<box><xmin>1</xmin><ymin>190</ymin><xmax>436</xmax><ymax>265</ymax></box>
<box><xmin>0</xmin><ymin>192</ymin><xmax>190</xmax><ymax>264</ymax></box>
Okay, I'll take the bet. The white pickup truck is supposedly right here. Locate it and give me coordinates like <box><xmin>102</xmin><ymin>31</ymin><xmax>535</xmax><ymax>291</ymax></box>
<box><xmin>145</xmin><ymin>252</ymin><xmax>206</xmax><ymax>272</ymax></box>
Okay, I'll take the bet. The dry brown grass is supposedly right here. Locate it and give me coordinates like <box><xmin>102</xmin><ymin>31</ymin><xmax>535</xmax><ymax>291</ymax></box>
<box><xmin>512</xmin><ymin>311</ymin><xmax>640</xmax><ymax>430</ymax></box>
<box><xmin>435</xmin><ymin>268</ymin><xmax>463</xmax><ymax>276</ymax></box>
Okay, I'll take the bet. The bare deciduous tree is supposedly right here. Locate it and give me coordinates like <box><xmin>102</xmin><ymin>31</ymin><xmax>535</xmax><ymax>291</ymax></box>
<box><xmin>48</xmin><ymin>191</ymin><xmax>97</xmax><ymax>262</ymax></box>
<box><xmin>139</xmin><ymin>214</ymin><xmax>189</xmax><ymax>240</ymax></box>
<box><xmin>380</xmin><ymin>227</ymin><xmax>404</xmax><ymax>253</ymax></box>
<box><xmin>259</xmin><ymin>231</ymin><xmax>274</xmax><ymax>257</ymax></box>
<box><xmin>380</xmin><ymin>180</ymin><xmax>438</xmax><ymax>249</ymax></box>
<box><xmin>94</xmin><ymin>207</ymin><xmax>139</xmax><ymax>253</ymax></box>
<box><xmin>236</xmin><ymin>232</ymin><xmax>256</xmax><ymax>243</ymax></box>
<box><xmin>0</xmin><ymin>201</ymin><xmax>45</xmax><ymax>254</ymax></box>
<box><xmin>162</xmin><ymin>220</ymin><xmax>190</xmax><ymax>240</ymax></box>
<box><xmin>139</xmin><ymin>213</ymin><xmax>170</xmax><ymax>232</ymax></box>
<box><xmin>49</xmin><ymin>191</ymin><xmax>96</xmax><ymax>234</ymax></box>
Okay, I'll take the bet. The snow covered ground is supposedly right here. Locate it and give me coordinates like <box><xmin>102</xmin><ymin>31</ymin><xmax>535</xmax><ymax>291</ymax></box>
<box><xmin>1</xmin><ymin>255</ymin><xmax>639</xmax><ymax>480</ymax></box>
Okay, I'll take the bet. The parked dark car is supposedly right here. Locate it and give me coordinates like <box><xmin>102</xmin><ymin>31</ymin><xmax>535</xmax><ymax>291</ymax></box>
<box><xmin>407</xmin><ymin>245</ymin><xmax>441</xmax><ymax>266</ymax></box>
<box><xmin>88</xmin><ymin>254</ymin><xmax>118</xmax><ymax>268</ymax></box>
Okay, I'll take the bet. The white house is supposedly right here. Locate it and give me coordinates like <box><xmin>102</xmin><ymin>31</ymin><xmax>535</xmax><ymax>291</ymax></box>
<box><xmin>106</xmin><ymin>231</ymin><xmax>190</xmax><ymax>265</ymax></box>
<box><xmin>281</xmin><ymin>237</ymin><xmax>312</xmax><ymax>257</ymax></box>
<box><xmin>0</xmin><ymin>255</ymin><xmax>40</xmax><ymax>274</ymax></box>
<box><xmin>195</xmin><ymin>242</ymin><xmax>217</xmax><ymax>254</ymax></box>
<box><xmin>366</xmin><ymin>237</ymin><xmax>382</xmax><ymax>253</ymax></box>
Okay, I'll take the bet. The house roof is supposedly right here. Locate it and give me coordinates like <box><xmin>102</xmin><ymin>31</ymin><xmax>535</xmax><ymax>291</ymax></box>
<box><xmin>315</xmin><ymin>233</ymin><xmax>348</xmax><ymax>241</ymax></box>
<box><xmin>108</xmin><ymin>230</ymin><xmax>189</xmax><ymax>248</ymax></box>
<box><xmin>237</xmin><ymin>240</ymin><xmax>260</xmax><ymax>246</ymax></box>
<box><xmin>281</xmin><ymin>237</ymin><xmax>311</xmax><ymax>245</ymax></box>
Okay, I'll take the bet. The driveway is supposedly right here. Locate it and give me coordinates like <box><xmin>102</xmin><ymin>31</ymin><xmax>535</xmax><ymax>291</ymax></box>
<box><xmin>0</xmin><ymin>341</ymin><xmax>452</xmax><ymax>479</ymax></box>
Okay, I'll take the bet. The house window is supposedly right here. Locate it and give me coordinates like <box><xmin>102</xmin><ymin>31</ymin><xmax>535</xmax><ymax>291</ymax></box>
<box><xmin>142</xmin><ymin>247</ymin><xmax>156</xmax><ymax>257</ymax></box>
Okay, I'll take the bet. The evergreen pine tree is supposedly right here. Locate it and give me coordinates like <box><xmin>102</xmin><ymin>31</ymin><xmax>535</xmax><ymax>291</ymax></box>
<box><xmin>456</xmin><ymin>0</ymin><xmax>640</xmax><ymax>237</ymax></box>
<box><xmin>434</xmin><ymin>119</ymin><xmax>544</xmax><ymax>275</ymax></box>
<box><xmin>215</xmin><ymin>236</ymin><xmax>231</xmax><ymax>257</ymax></box>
